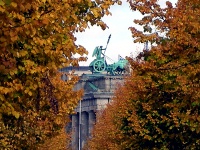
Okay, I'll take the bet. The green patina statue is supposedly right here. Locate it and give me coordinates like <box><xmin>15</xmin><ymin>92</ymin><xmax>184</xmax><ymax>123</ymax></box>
<box><xmin>89</xmin><ymin>35</ymin><xmax>128</xmax><ymax>75</ymax></box>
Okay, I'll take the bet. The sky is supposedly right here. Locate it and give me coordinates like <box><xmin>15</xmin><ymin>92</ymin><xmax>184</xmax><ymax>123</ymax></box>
<box><xmin>75</xmin><ymin>0</ymin><xmax>178</xmax><ymax>66</ymax></box>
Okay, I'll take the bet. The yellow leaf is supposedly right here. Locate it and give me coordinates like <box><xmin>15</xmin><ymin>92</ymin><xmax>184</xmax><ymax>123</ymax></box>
<box><xmin>3</xmin><ymin>88</ymin><xmax>10</xmax><ymax>94</ymax></box>
<box><xmin>30</xmin><ymin>69</ymin><xmax>36</xmax><ymax>74</ymax></box>
<box><xmin>10</xmin><ymin>2</ymin><xmax>17</xmax><ymax>8</ymax></box>
<box><xmin>0</xmin><ymin>0</ymin><xmax>5</xmax><ymax>6</ymax></box>
<box><xmin>42</xmin><ymin>18</ymin><xmax>49</xmax><ymax>25</ymax></box>
<box><xmin>11</xmin><ymin>35</ymin><xmax>18</xmax><ymax>42</ymax></box>
<box><xmin>0</xmin><ymin>6</ymin><xmax>5</xmax><ymax>12</ymax></box>
<box><xmin>0</xmin><ymin>94</ymin><xmax>5</xmax><ymax>101</ymax></box>
<box><xmin>24</xmin><ymin>89</ymin><xmax>28</xmax><ymax>94</ymax></box>
<box><xmin>19</xmin><ymin>51</ymin><xmax>28</xmax><ymax>57</ymax></box>
<box><xmin>31</xmin><ymin>49</ymin><xmax>37</xmax><ymax>54</ymax></box>
<box><xmin>17</xmin><ymin>52</ymin><xmax>19</xmax><ymax>57</ymax></box>
<box><xmin>28</xmin><ymin>91</ymin><xmax>32</xmax><ymax>96</ymax></box>
<box><xmin>0</xmin><ymin>37</ymin><xmax>6</xmax><ymax>42</ymax></box>
<box><xmin>92</xmin><ymin>9</ymin><xmax>99</xmax><ymax>17</ymax></box>
<box><xmin>15</xmin><ymin>84</ymin><xmax>22</xmax><ymax>91</ymax></box>
<box><xmin>55</xmin><ymin>116</ymin><xmax>62</xmax><ymax>125</ymax></box>
<box><xmin>13</xmin><ymin>111</ymin><xmax>20</xmax><ymax>119</ymax></box>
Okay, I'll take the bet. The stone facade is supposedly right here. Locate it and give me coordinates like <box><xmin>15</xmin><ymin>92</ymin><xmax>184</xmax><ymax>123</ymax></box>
<box><xmin>61</xmin><ymin>67</ymin><xmax>125</xmax><ymax>150</ymax></box>
<box><xmin>72</xmin><ymin>73</ymin><xmax>124</xmax><ymax>150</ymax></box>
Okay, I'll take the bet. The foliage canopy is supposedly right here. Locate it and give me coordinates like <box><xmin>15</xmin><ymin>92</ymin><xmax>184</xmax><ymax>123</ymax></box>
<box><xmin>0</xmin><ymin>0</ymin><xmax>121</xmax><ymax>149</ymax></box>
<box><xmin>88</xmin><ymin>0</ymin><xmax>200</xmax><ymax>149</ymax></box>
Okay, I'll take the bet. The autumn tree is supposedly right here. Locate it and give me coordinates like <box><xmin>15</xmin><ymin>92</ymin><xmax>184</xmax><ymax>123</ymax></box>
<box><xmin>88</xmin><ymin>0</ymin><xmax>200</xmax><ymax>149</ymax></box>
<box><xmin>0</xmin><ymin>0</ymin><xmax>121</xmax><ymax>149</ymax></box>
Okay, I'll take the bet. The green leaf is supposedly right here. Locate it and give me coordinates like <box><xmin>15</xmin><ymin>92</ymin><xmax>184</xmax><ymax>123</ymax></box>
<box><xmin>5</xmin><ymin>0</ymin><xmax>11</xmax><ymax>5</ymax></box>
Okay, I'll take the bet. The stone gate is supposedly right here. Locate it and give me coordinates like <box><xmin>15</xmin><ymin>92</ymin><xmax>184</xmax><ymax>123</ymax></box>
<box><xmin>61</xmin><ymin>66</ymin><xmax>125</xmax><ymax>150</ymax></box>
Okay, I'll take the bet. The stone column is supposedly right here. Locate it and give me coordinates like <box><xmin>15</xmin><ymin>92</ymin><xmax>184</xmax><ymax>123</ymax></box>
<box><xmin>72</xmin><ymin>113</ymin><xmax>79</xmax><ymax>150</ymax></box>
<box><xmin>88</xmin><ymin>110</ymin><xmax>96</xmax><ymax>138</ymax></box>
<box><xmin>81</xmin><ymin>111</ymin><xmax>89</xmax><ymax>148</ymax></box>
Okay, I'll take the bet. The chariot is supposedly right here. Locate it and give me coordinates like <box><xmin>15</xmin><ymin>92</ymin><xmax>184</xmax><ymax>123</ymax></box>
<box><xmin>89</xmin><ymin>35</ymin><xmax>128</xmax><ymax>75</ymax></box>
